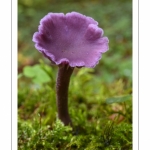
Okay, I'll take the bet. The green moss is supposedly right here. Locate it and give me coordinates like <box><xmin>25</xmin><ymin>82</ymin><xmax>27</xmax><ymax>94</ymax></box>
<box><xmin>18</xmin><ymin>61</ymin><xmax>132</xmax><ymax>149</ymax></box>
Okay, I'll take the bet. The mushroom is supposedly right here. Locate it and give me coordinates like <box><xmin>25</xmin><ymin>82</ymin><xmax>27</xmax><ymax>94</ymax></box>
<box><xmin>32</xmin><ymin>12</ymin><xmax>109</xmax><ymax>126</ymax></box>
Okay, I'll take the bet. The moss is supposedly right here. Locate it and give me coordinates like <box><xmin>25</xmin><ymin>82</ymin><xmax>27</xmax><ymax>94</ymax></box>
<box><xmin>18</xmin><ymin>62</ymin><xmax>132</xmax><ymax>149</ymax></box>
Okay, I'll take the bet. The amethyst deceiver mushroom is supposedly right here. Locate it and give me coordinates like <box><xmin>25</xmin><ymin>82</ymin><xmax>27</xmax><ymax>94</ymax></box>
<box><xmin>32</xmin><ymin>12</ymin><xmax>109</xmax><ymax>126</ymax></box>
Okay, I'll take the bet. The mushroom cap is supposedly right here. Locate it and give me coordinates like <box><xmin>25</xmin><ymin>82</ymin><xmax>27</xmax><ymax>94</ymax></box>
<box><xmin>32</xmin><ymin>12</ymin><xmax>109</xmax><ymax>68</ymax></box>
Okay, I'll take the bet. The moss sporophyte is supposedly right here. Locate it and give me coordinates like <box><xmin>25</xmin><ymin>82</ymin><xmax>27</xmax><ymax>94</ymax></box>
<box><xmin>32</xmin><ymin>12</ymin><xmax>109</xmax><ymax>126</ymax></box>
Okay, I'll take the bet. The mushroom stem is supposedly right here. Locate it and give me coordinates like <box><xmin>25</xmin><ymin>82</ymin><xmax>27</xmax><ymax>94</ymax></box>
<box><xmin>56</xmin><ymin>64</ymin><xmax>74</xmax><ymax>126</ymax></box>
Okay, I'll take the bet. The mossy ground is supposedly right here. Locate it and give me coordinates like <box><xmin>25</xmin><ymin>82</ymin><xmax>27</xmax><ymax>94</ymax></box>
<box><xmin>18</xmin><ymin>63</ymin><xmax>132</xmax><ymax>150</ymax></box>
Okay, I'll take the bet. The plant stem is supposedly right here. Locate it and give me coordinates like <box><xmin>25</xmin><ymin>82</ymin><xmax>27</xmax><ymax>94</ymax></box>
<box><xmin>56</xmin><ymin>64</ymin><xmax>74</xmax><ymax>126</ymax></box>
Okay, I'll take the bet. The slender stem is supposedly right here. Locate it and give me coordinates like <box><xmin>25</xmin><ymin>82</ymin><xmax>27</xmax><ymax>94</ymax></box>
<box><xmin>56</xmin><ymin>64</ymin><xmax>74</xmax><ymax>126</ymax></box>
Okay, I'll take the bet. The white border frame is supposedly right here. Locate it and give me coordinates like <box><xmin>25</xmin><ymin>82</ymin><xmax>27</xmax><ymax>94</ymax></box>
<box><xmin>12</xmin><ymin>0</ymin><xmax>17</xmax><ymax>149</ymax></box>
<box><xmin>133</xmin><ymin>0</ymin><xmax>139</xmax><ymax>149</ymax></box>
<box><xmin>0</xmin><ymin>0</ymin><xmax>142</xmax><ymax>149</ymax></box>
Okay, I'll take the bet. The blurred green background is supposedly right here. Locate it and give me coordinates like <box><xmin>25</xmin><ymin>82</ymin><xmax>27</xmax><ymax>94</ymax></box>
<box><xmin>18</xmin><ymin>0</ymin><xmax>132</xmax><ymax>84</ymax></box>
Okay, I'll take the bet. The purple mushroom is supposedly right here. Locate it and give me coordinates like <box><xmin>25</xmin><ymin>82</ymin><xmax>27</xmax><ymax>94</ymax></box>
<box><xmin>32</xmin><ymin>12</ymin><xmax>109</xmax><ymax>126</ymax></box>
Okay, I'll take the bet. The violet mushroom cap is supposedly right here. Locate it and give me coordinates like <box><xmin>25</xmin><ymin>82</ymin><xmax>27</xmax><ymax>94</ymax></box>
<box><xmin>32</xmin><ymin>12</ymin><xmax>109</xmax><ymax>68</ymax></box>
